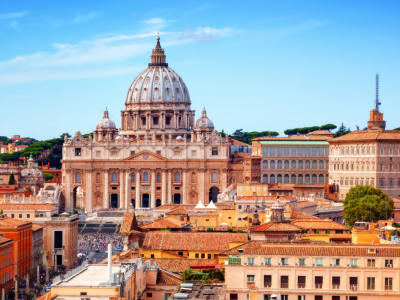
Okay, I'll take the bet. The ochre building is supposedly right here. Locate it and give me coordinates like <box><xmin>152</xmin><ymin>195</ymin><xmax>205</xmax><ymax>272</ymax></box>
<box><xmin>62</xmin><ymin>37</ymin><xmax>230</xmax><ymax>212</ymax></box>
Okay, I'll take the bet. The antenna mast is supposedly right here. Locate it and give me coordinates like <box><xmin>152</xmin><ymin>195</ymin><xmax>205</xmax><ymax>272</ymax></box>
<box><xmin>375</xmin><ymin>74</ymin><xmax>381</xmax><ymax>111</ymax></box>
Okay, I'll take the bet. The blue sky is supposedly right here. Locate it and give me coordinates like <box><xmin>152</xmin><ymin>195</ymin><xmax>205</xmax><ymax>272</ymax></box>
<box><xmin>1</xmin><ymin>0</ymin><xmax>399</xmax><ymax>140</ymax></box>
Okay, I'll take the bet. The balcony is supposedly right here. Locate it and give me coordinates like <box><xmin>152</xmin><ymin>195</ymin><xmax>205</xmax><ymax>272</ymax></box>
<box><xmin>264</xmin><ymin>283</ymin><xmax>272</xmax><ymax>288</ymax></box>
<box><xmin>385</xmin><ymin>285</ymin><xmax>393</xmax><ymax>291</ymax></box>
<box><xmin>247</xmin><ymin>282</ymin><xmax>256</xmax><ymax>288</ymax></box>
<box><xmin>110</xmin><ymin>181</ymin><xmax>119</xmax><ymax>186</ymax></box>
<box><xmin>298</xmin><ymin>283</ymin><xmax>306</xmax><ymax>289</ymax></box>
<box><xmin>349</xmin><ymin>285</ymin><xmax>358</xmax><ymax>290</ymax></box>
<box><xmin>173</xmin><ymin>181</ymin><xmax>182</xmax><ymax>186</ymax></box>
<box><xmin>315</xmin><ymin>284</ymin><xmax>323</xmax><ymax>289</ymax></box>
<box><xmin>332</xmin><ymin>284</ymin><xmax>340</xmax><ymax>290</ymax></box>
<box><xmin>280</xmin><ymin>283</ymin><xmax>289</xmax><ymax>289</ymax></box>
<box><xmin>367</xmin><ymin>284</ymin><xmax>375</xmax><ymax>290</ymax></box>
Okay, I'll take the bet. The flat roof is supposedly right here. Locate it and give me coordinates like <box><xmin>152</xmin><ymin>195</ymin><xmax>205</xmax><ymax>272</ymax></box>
<box><xmin>56</xmin><ymin>265</ymin><xmax>120</xmax><ymax>287</ymax></box>
<box><xmin>260</xmin><ymin>141</ymin><xmax>329</xmax><ymax>145</ymax></box>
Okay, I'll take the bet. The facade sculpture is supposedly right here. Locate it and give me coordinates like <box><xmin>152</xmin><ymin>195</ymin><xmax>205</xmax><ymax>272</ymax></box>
<box><xmin>62</xmin><ymin>37</ymin><xmax>231</xmax><ymax>212</ymax></box>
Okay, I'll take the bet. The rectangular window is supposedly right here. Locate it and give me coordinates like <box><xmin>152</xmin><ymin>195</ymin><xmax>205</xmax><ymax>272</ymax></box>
<box><xmin>191</xmin><ymin>150</ymin><xmax>197</xmax><ymax>157</ymax></box>
<box><xmin>142</xmin><ymin>117</ymin><xmax>146</xmax><ymax>125</ymax></box>
<box><xmin>305</xmin><ymin>147</ymin><xmax>310</xmax><ymax>155</ymax></box>
<box><xmin>312</xmin><ymin>147</ymin><xmax>317</xmax><ymax>155</ymax></box>
<box><xmin>298</xmin><ymin>258</ymin><xmax>306</xmax><ymax>265</ymax></box>
<box><xmin>174</xmin><ymin>151</ymin><xmax>181</xmax><ymax>156</ymax></box>
<box><xmin>157</xmin><ymin>174</ymin><xmax>161</xmax><ymax>182</ymax></box>
<box><xmin>332</xmin><ymin>276</ymin><xmax>340</xmax><ymax>289</ymax></box>
<box><xmin>298</xmin><ymin>147</ymin><xmax>303</xmax><ymax>155</ymax></box>
<box><xmin>349</xmin><ymin>277</ymin><xmax>358</xmax><ymax>289</ymax></box>
<box><xmin>247</xmin><ymin>257</ymin><xmax>255</xmax><ymax>264</ymax></box>
<box><xmin>380</xmin><ymin>180</ymin><xmax>385</xmax><ymax>187</ymax></box>
<box><xmin>280</xmin><ymin>276</ymin><xmax>288</xmax><ymax>288</ymax></box>
<box><xmin>111</xmin><ymin>151</ymin><xmax>118</xmax><ymax>157</ymax></box>
<box><xmin>367</xmin><ymin>277</ymin><xmax>375</xmax><ymax>290</ymax></box>
<box><xmin>385</xmin><ymin>259</ymin><xmax>393</xmax><ymax>267</ymax></box>
<box><xmin>131</xmin><ymin>151</ymin><xmax>135</xmax><ymax>156</ymax></box>
<box><xmin>264</xmin><ymin>258</ymin><xmax>272</xmax><ymax>265</ymax></box>
<box><xmin>230</xmin><ymin>294</ymin><xmax>238</xmax><ymax>300</ymax></box>
<box><xmin>156</xmin><ymin>151</ymin><xmax>161</xmax><ymax>156</ymax></box>
<box><xmin>277</xmin><ymin>147</ymin><xmax>282</xmax><ymax>155</ymax></box>
<box><xmin>318</xmin><ymin>147</ymin><xmax>324</xmax><ymax>155</ymax></box>
<box><xmin>153</xmin><ymin>117</ymin><xmax>158</xmax><ymax>125</ymax></box>
<box><xmin>315</xmin><ymin>258</ymin><xmax>323</xmax><ymax>266</ymax></box>
<box><xmin>291</xmin><ymin>147</ymin><xmax>296</xmax><ymax>155</ymax></box>
<box><xmin>96</xmin><ymin>151</ymin><xmax>101</xmax><ymax>157</ymax></box>
<box><xmin>350</xmin><ymin>259</ymin><xmax>358</xmax><ymax>266</ymax></box>
<box><xmin>54</xmin><ymin>231</ymin><xmax>63</xmax><ymax>248</ymax></box>
<box><xmin>75</xmin><ymin>148</ymin><xmax>81</xmax><ymax>156</ymax></box>
<box><xmin>212</xmin><ymin>147</ymin><xmax>218</xmax><ymax>155</ymax></box>
<box><xmin>315</xmin><ymin>276</ymin><xmax>323</xmax><ymax>289</ymax></box>
<box><xmin>333</xmin><ymin>259</ymin><xmax>340</xmax><ymax>266</ymax></box>
<box><xmin>201</xmin><ymin>253</ymin><xmax>205</xmax><ymax>258</ymax></box>
<box><xmin>298</xmin><ymin>276</ymin><xmax>306</xmax><ymax>288</ymax></box>
<box><xmin>264</xmin><ymin>275</ymin><xmax>272</xmax><ymax>288</ymax></box>
<box><xmin>367</xmin><ymin>259</ymin><xmax>375</xmax><ymax>267</ymax></box>
<box><xmin>195</xmin><ymin>253</ymin><xmax>199</xmax><ymax>258</ymax></box>
<box><xmin>270</xmin><ymin>147</ymin><xmax>276</xmax><ymax>155</ymax></box>
<box><xmin>284</xmin><ymin>147</ymin><xmax>290</xmax><ymax>155</ymax></box>
<box><xmin>247</xmin><ymin>275</ymin><xmax>255</xmax><ymax>283</ymax></box>
<box><xmin>262</xmin><ymin>147</ymin><xmax>268</xmax><ymax>155</ymax></box>
<box><xmin>147</xmin><ymin>293</ymin><xmax>153</xmax><ymax>298</ymax></box>
<box><xmin>385</xmin><ymin>278</ymin><xmax>393</xmax><ymax>290</ymax></box>
<box><xmin>26</xmin><ymin>214</ymin><xmax>30</xmax><ymax>219</ymax></box>
<box><xmin>281</xmin><ymin>258</ymin><xmax>289</xmax><ymax>265</ymax></box>
<box><xmin>18</xmin><ymin>214</ymin><xmax>22</xmax><ymax>219</ymax></box>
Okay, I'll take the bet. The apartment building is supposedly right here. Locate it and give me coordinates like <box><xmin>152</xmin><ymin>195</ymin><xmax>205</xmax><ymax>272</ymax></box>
<box><xmin>224</xmin><ymin>241</ymin><xmax>400</xmax><ymax>300</ymax></box>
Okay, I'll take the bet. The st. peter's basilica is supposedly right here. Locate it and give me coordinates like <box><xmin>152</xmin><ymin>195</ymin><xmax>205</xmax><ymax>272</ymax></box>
<box><xmin>62</xmin><ymin>37</ymin><xmax>231</xmax><ymax>212</ymax></box>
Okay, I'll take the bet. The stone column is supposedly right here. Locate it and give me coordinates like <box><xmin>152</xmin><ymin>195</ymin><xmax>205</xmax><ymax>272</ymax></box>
<box><xmin>135</xmin><ymin>169</ymin><xmax>141</xmax><ymax>208</ymax></box>
<box><xmin>65</xmin><ymin>169</ymin><xmax>72</xmax><ymax>211</ymax></box>
<box><xmin>150</xmin><ymin>169</ymin><xmax>156</xmax><ymax>208</ymax></box>
<box><xmin>167</xmin><ymin>169</ymin><xmax>172</xmax><ymax>204</ymax></box>
<box><xmin>222</xmin><ymin>168</ymin><xmax>228</xmax><ymax>192</ymax></box>
<box><xmin>104</xmin><ymin>169</ymin><xmax>109</xmax><ymax>208</ymax></box>
<box><xmin>120</xmin><ymin>169</ymin><xmax>124</xmax><ymax>209</ymax></box>
<box><xmin>161</xmin><ymin>168</ymin><xmax>167</xmax><ymax>205</ymax></box>
<box><xmin>182</xmin><ymin>168</ymin><xmax>188</xmax><ymax>204</ymax></box>
<box><xmin>37</xmin><ymin>265</ymin><xmax>40</xmax><ymax>286</ymax></box>
<box><xmin>26</xmin><ymin>268</ymin><xmax>29</xmax><ymax>292</ymax></box>
<box><xmin>86</xmin><ymin>169</ymin><xmax>93</xmax><ymax>212</ymax></box>
<box><xmin>126</xmin><ymin>170</ymin><xmax>131</xmax><ymax>209</ymax></box>
<box><xmin>199</xmin><ymin>168</ymin><xmax>206</xmax><ymax>204</ymax></box>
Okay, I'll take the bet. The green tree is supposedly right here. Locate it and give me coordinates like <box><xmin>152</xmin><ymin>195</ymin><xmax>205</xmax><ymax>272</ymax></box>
<box><xmin>8</xmin><ymin>173</ymin><xmax>16</xmax><ymax>184</ymax></box>
<box><xmin>35</xmin><ymin>284</ymin><xmax>43</xmax><ymax>292</ymax></box>
<box><xmin>82</xmin><ymin>133</ymin><xmax>94</xmax><ymax>138</ymax></box>
<box><xmin>320</xmin><ymin>124</ymin><xmax>337</xmax><ymax>132</ymax></box>
<box><xmin>344</xmin><ymin>185</ymin><xmax>394</xmax><ymax>226</ymax></box>
<box><xmin>219</xmin><ymin>129</ymin><xmax>226</xmax><ymax>138</ymax></box>
<box><xmin>25</xmin><ymin>292</ymin><xmax>35</xmax><ymax>299</ymax></box>
<box><xmin>60</xmin><ymin>133</ymin><xmax>71</xmax><ymax>138</ymax></box>
<box><xmin>394</xmin><ymin>127</ymin><xmax>400</xmax><ymax>130</ymax></box>
<box><xmin>0</xmin><ymin>136</ymin><xmax>8</xmax><ymax>143</ymax></box>
<box><xmin>43</xmin><ymin>173</ymin><xmax>54</xmax><ymax>181</ymax></box>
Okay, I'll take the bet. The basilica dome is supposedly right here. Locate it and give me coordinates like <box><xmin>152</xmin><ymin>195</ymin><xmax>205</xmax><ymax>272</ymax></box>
<box><xmin>96</xmin><ymin>109</ymin><xmax>116</xmax><ymax>130</ymax></box>
<box><xmin>194</xmin><ymin>108</ymin><xmax>214</xmax><ymax>129</ymax></box>
<box><xmin>125</xmin><ymin>37</ymin><xmax>190</xmax><ymax>104</ymax></box>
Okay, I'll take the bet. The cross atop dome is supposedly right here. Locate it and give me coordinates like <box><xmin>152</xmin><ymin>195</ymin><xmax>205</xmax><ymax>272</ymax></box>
<box><xmin>149</xmin><ymin>35</ymin><xmax>168</xmax><ymax>67</ymax></box>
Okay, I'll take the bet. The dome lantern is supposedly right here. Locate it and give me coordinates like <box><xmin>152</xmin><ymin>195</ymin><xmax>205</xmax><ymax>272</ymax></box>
<box><xmin>149</xmin><ymin>36</ymin><xmax>168</xmax><ymax>67</ymax></box>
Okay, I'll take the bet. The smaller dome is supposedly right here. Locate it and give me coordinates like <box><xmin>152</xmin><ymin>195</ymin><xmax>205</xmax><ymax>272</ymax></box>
<box><xmin>21</xmin><ymin>168</ymin><xmax>43</xmax><ymax>177</ymax></box>
<box><xmin>116</xmin><ymin>136</ymin><xmax>121</xmax><ymax>140</ymax></box>
<box><xmin>96</xmin><ymin>109</ymin><xmax>116</xmax><ymax>130</ymax></box>
<box><xmin>176</xmin><ymin>136</ymin><xmax>184</xmax><ymax>142</ymax></box>
<box><xmin>194</xmin><ymin>108</ymin><xmax>214</xmax><ymax>129</ymax></box>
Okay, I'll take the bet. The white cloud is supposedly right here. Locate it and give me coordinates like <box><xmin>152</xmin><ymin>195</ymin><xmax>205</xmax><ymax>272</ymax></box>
<box><xmin>142</xmin><ymin>17</ymin><xmax>172</xmax><ymax>29</ymax></box>
<box><xmin>180</xmin><ymin>27</ymin><xmax>233</xmax><ymax>41</ymax></box>
<box><xmin>0</xmin><ymin>11</ymin><xmax>26</xmax><ymax>19</ymax></box>
<box><xmin>71</xmin><ymin>12</ymin><xmax>99</xmax><ymax>24</ymax></box>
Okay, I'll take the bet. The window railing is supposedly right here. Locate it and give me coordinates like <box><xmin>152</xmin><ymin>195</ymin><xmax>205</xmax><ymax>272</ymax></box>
<box><xmin>280</xmin><ymin>283</ymin><xmax>289</xmax><ymax>288</ymax></box>
<box><xmin>315</xmin><ymin>284</ymin><xmax>323</xmax><ymax>289</ymax></box>
<box><xmin>385</xmin><ymin>285</ymin><xmax>393</xmax><ymax>291</ymax></box>
<box><xmin>349</xmin><ymin>284</ymin><xmax>358</xmax><ymax>290</ymax></box>
<box><xmin>367</xmin><ymin>284</ymin><xmax>375</xmax><ymax>290</ymax></box>
<box><xmin>298</xmin><ymin>283</ymin><xmax>306</xmax><ymax>288</ymax></box>
<box><xmin>264</xmin><ymin>282</ymin><xmax>271</xmax><ymax>288</ymax></box>
<box><xmin>332</xmin><ymin>284</ymin><xmax>340</xmax><ymax>290</ymax></box>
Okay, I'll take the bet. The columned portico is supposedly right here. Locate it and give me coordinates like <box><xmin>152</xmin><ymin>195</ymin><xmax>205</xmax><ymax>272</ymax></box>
<box><xmin>86</xmin><ymin>169</ymin><xmax>92</xmax><ymax>211</ymax></box>
<box><xmin>119</xmin><ymin>169</ymin><xmax>124</xmax><ymax>209</ymax></box>
<box><xmin>104</xmin><ymin>170</ymin><xmax>109</xmax><ymax>208</ymax></box>
<box><xmin>167</xmin><ymin>169</ymin><xmax>172</xmax><ymax>204</ymax></box>
<box><xmin>161</xmin><ymin>168</ymin><xmax>167</xmax><ymax>205</ymax></box>
<box><xmin>135</xmin><ymin>169</ymin><xmax>141</xmax><ymax>208</ymax></box>
<box><xmin>150</xmin><ymin>168</ymin><xmax>156</xmax><ymax>208</ymax></box>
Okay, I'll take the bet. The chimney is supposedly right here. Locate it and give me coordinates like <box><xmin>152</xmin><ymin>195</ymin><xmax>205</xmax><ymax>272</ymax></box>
<box><xmin>108</xmin><ymin>244</ymin><xmax>112</xmax><ymax>283</ymax></box>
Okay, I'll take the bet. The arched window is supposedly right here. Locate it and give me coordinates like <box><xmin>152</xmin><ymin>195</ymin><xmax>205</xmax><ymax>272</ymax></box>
<box><xmin>291</xmin><ymin>174</ymin><xmax>296</xmax><ymax>184</ymax></box>
<box><xmin>175</xmin><ymin>172</ymin><xmax>180</xmax><ymax>182</ymax></box>
<box><xmin>111</xmin><ymin>172</ymin><xmax>117</xmax><ymax>182</ymax></box>
<box><xmin>156</xmin><ymin>199</ymin><xmax>161</xmax><ymax>207</ymax></box>
<box><xmin>143</xmin><ymin>172</ymin><xmax>149</xmax><ymax>182</ymax></box>
<box><xmin>326</xmin><ymin>160</ymin><xmax>329</xmax><ymax>169</ymax></box>
<box><xmin>305</xmin><ymin>174</ymin><xmax>310</xmax><ymax>184</ymax></box>
<box><xmin>270</xmin><ymin>174</ymin><xmax>275</xmax><ymax>183</ymax></box>
<box><xmin>191</xmin><ymin>172</ymin><xmax>196</xmax><ymax>183</ymax></box>
<box><xmin>75</xmin><ymin>172</ymin><xmax>81</xmax><ymax>182</ymax></box>
<box><xmin>96</xmin><ymin>172</ymin><xmax>100</xmax><ymax>183</ymax></box>
<box><xmin>305</xmin><ymin>160</ymin><xmax>310</xmax><ymax>169</ymax></box>
<box><xmin>157</xmin><ymin>173</ymin><xmax>161</xmax><ymax>182</ymax></box>
<box><xmin>212</xmin><ymin>172</ymin><xmax>218</xmax><ymax>182</ymax></box>
<box><xmin>312</xmin><ymin>174</ymin><xmax>317</xmax><ymax>183</ymax></box>
<box><xmin>298</xmin><ymin>174</ymin><xmax>303</xmax><ymax>184</ymax></box>
<box><xmin>284</xmin><ymin>174</ymin><xmax>289</xmax><ymax>183</ymax></box>
<box><xmin>263</xmin><ymin>160</ymin><xmax>268</xmax><ymax>169</ymax></box>
<box><xmin>291</xmin><ymin>160</ymin><xmax>296</xmax><ymax>169</ymax></box>
<box><xmin>319</xmin><ymin>174</ymin><xmax>324</xmax><ymax>183</ymax></box>
<box><xmin>326</xmin><ymin>174</ymin><xmax>329</xmax><ymax>183</ymax></box>
<box><xmin>284</xmin><ymin>160</ymin><xmax>289</xmax><ymax>169</ymax></box>
<box><xmin>319</xmin><ymin>160</ymin><xmax>324</xmax><ymax>169</ymax></box>
<box><xmin>312</xmin><ymin>160</ymin><xmax>317</xmax><ymax>169</ymax></box>
<box><xmin>298</xmin><ymin>160</ymin><xmax>303</xmax><ymax>169</ymax></box>
<box><xmin>277</xmin><ymin>160</ymin><xmax>282</xmax><ymax>169</ymax></box>
<box><xmin>131</xmin><ymin>175</ymin><xmax>135</xmax><ymax>182</ymax></box>
<box><xmin>277</xmin><ymin>174</ymin><xmax>282</xmax><ymax>183</ymax></box>
<box><xmin>262</xmin><ymin>174</ymin><xmax>268</xmax><ymax>183</ymax></box>
<box><xmin>270</xmin><ymin>160</ymin><xmax>275</xmax><ymax>169</ymax></box>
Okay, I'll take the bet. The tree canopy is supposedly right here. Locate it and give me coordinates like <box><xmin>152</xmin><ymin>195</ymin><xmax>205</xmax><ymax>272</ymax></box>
<box><xmin>8</xmin><ymin>174</ymin><xmax>16</xmax><ymax>185</ymax></box>
<box><xmin>344</xmin><ymin>185</ymin><xmax>394</xmax><ymax>226</ymax></box>
<box><xmin>284</xmin><ymin>124</ymin><xmax>338</xmax><ymax>136</ymax></box>
<box><xmin>334</xmin><ymin>122</ymin><xmax>351</xmax><ymax>137</ymax></box>
<box><xmin>394</xmin><ymin>127</ymin><xmax>400</xmax><ymax>130</ymax></box>
<box><xmin>43</xmin><ymin>173</ymin><xmax>54</xmax><ymax>181</ymax></box>
<box><xmin>231</xmin><ymin>129</ymin><xmax>279</xmax><ymax>144</ymax></box>
<box><xmin>60</xmin><ymin>133</ymin><xmax>71</xmax><ymax>138</ymax></box>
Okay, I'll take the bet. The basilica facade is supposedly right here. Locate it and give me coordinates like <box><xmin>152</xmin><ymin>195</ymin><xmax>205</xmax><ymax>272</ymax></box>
<box><xmin>62</xmin><ymin>37</ymin><xmax>231</xmax><ymax>212</ymax></box>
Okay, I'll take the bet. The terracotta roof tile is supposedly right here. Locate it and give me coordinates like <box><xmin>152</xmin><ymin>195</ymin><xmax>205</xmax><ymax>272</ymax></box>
<box><xmin>291</xmin><ymin>219</ymin><xmax>350</xmax><ymax>230</ymax></box>
<box><xmin>0</xmin><ymin>216</ymin><xmax>31</xmax><ymax>227</ymax></box>
<box><xmin>296</xmin><ymin>201</ymin><xmax>317</xmax><ymax>208</ymax></box>
<box><xmin>142</xmin><ymin>258</ymin><xmax>220</xmax><ymax>274</ymax></box>
<box><xmin>221</xmin><ymin>241</ymin><xmax>400</xmax><ymax>257</ymax></box>
<box><xmin>120</xmin><ymin>213</ymin><xmax>138</xmax><ymax>235</ymax></box>
<box><xmin>157</xmin><ymin>269</ymin><xmax>182</xmax><ymax>285</ymax></box>
<box><xmin>251</xmin><ymin>222</ymin><xmax>302</xmax><ymax>232</ymax></box>
<box><xmin>166</xmin><ymin>208</ymin><xmax>188</xmax><ymax>216</ymax></box>
<box><xmin>331</xmin><ymin>130</ymin><xmax>400</xmax><ymax>142</ymax></box>
<box><xmin>0</xmin><ymin>204</ymin><xmax>57</xmax><ymax>210</ymax></box>
<box><xmin>0</xmin><ymin>236</ymin><xmax>13</xmax><ymax>245</ymax></box>
<box><xmin>141</xmin><ymin>232</ymin><xmax>248</xmax><ymax>251</ymax></box>
<box><xmin>228</xmin><ymin>137</ymin><xmax>250</xmax><ymax>146</ymax></box>
<box><xmin>32</xmin><ymin>224</ymin><xmax>44</xmax><ymax>231</ymax></box>
<box><xmin>140</xmin><ymin>217</ymin><xmax>190</xmax><ymax>229</ymax></box>
<box><xmin>239</xmin><ymin>196</ymin><xmax>295</xmax><ymax>201</ymax></box>
<box><xmin>155</xmin><ymin>204</ymin><xmax>231</xmax><ymax>211</ymax></box>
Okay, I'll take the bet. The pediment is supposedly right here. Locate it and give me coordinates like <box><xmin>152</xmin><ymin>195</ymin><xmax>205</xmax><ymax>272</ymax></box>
<box><xmin>124</xmin><ymin>150</ymin><xmax>167</xmax><ymax>161</ymax></box>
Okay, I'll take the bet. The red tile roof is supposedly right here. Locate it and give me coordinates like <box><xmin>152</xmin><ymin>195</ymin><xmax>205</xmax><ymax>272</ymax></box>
<box><xmin>228</xmin><ymin>137</ymin><xmax>250</xmax><ymax>146</ymax></box>
<box><xmin>155</xmin><ymin>204</ymin><xmax>231</xmax><ymax>211</ymax></box>
<box><xmin>296</xmin><ymin>201</ymin><xmax>317</xmax><ymax>208</ymax></box>
<box><xmin>251</xmin><ymin>222</ymin><xmax>302</xmax><ymax>232</ymax></box>
<box><xmin>291</xmin><ymin>219</ymin><xmax>350</xmax><ymax>230</ymax></box>
<box><xmin>157</xmin><ymin>269</ymin><xmax>182</xmax><ymax>285</ymax></box>
<box><xmin>32</xmin><ymin>224</ymin><xmax>44</xmax><ymax>231</ymax></box>
<box><xmin>220</xmin><ymin>241</ymin><xmax>400</xmax><ymax>257</ymax></box>
<box><xmin>239</xmin><ymin>196</ymin><xmax>295</xmax><ymax>201</ymax></box>
<box><xmin>166</xmin><ymin>208</ymin><xmax>188</xmax><ymax>216</ymax></box>
<box><xmin>0</xmin><ymin>204</ymin><xmax>57</xmax><ymax>210</ymax></box>
<box><xmin>141</xmin><ymin>232</ymin><xmax>248</xmax><ymax>251</ymax></box>
<box><xmin>120</xmin><ymin>213</ymin><xmax>139</xmax><ymax>235</ymax></box>
<box><xmin>142</xmin><ymin>258</ymin><xmax>220</xmax><ymax>274</ymax></box>
<box><xmin>140</xmin><ymin>217</ymin><xmax>190</xmax><ymax>229</ymax></box>
<box><xmin>331</xmin><ymin>130</ymin><xmax>400</xmax><ymax>142</ymax></box>
<box><xmin>0</xmin><ymin>236</ymin><xmax>13</xmax><ymax>246</ymax></box>
<box><xmin>0</xmin><ymin>216</ymin><xmax>31</xmax><ymax>228</ymax></box>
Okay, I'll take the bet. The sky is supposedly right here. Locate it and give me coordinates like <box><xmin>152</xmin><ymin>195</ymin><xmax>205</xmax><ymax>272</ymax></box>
<box><xmin>1</xmin><ymin>0</ymin><xmax>399</xmax><ymax>140</ymax></box>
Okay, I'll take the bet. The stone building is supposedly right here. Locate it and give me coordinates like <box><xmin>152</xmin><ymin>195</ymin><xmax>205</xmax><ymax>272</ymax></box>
<box><xmin>62</xmin><ymin>37</ymin><xmax>230</xmax><ymax>212</ymax></box>
<box><xmin>329</xmin><ymin>107</ymin><xmax>400</xmax><ymax>200</ymax></box>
